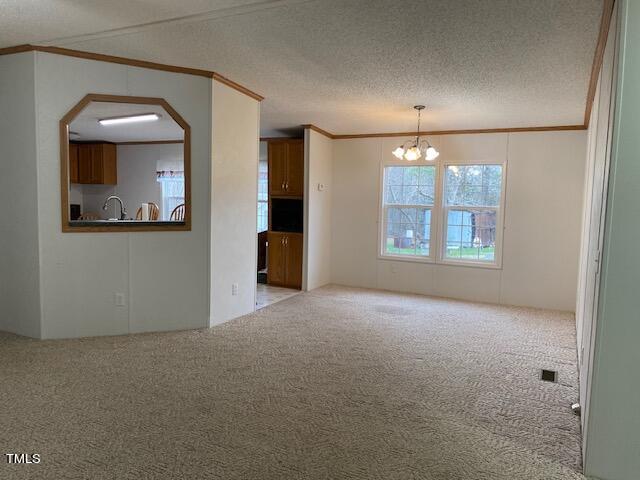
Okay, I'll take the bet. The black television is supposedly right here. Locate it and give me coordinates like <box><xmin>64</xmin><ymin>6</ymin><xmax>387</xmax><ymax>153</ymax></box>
<box><xmin>271</xmin><ymin>198</ymin><xmax>303</xmax><ymax>233</ymax></box>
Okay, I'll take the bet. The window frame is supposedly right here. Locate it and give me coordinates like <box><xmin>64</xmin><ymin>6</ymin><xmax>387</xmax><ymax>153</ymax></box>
<box><xmin>158</xmin><ymin>175</ymin><xmax>186</xmax><ymax>221</ymax></box>
<box><xmin>257</xmin><ymin>160</ymin><xmax>268</xmax><ymax>233</ymax></box>
<box><xmin>378</xmin><ymin>157</ymin><xmax>507</xmax><ymax>269</ymax></box>
<box><xmin>438</xmin><ymin>162</ymin><xmax>507</xmax><ymax>269</ymax></box>
<box><xmin>378</xmin><ymin>161</ymin><xmax>440</xmax><ymax>264</ymax></box>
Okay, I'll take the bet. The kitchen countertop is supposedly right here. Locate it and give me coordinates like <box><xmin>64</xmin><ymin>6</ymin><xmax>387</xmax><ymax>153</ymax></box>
<box><xmin>70</xmin><ymin>220</ymin><xmax>185</xmax><ymax>227</ymax></box>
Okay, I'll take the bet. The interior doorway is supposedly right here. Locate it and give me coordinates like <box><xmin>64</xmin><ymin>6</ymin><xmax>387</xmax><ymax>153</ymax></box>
<box><xmin>256</xmin><ymin>139</ymin><xmax>302</xmax><ymax>310</ymax></box>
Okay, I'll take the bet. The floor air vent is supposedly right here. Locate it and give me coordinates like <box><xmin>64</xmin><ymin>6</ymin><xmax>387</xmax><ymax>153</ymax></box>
<box><xmin>540</xmin><ymin>369</ymin><xmax>558</xmax><ymax>383</ymax></box>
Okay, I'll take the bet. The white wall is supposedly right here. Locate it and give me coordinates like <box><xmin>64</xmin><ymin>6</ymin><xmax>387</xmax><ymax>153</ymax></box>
<box><xmin>303</xmin><ymin>129</ymin><xmax>333</xmax><ymax>291</ymax></box>
<box><xmin>69</xmin><ymin>184</ymin><xmax>83</xmax><ymax>211</ymax></box>
<box><xmin>210</xmin><ymin>80</ymin><xmax>260</xmax><ymax>325</ymax></box>
<box><xmin>583</xmin><ymin>1</ymin><xmax>640</xmax><ymax>478</ymax></box>
<box><xmin>81</xmin><ymin>184</ymin><xmax>115</xmax><ymax>218</ymax></box>
<box><xmin>32</xmin><ymin>52</ymin><xmax>211</xmax><ymax>338</ymax></box>
<box><xmin>331</xmin><ymin>131</ymin><xmax>587</xmax><ymax>311</ymax></box>
<box><xmin>115</xmin><ymin>143</ymin><xmax>181</xmax><ymax>219</ymax></box>
<box><xmin>0</xmin><ymin>52</ymin><xmax>41</xmax><ymax>338</ymax></box>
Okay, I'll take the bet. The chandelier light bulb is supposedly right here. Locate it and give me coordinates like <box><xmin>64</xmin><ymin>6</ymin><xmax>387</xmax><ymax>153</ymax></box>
<box><xmin>392</xmin><ymin>146</ymin><xmax>406</xmax><ymax>159</ymax></box>
<box><xmin>404</xmin><ymin>146</ymin><xmax>421</xmax><ymax>161</ymax></box>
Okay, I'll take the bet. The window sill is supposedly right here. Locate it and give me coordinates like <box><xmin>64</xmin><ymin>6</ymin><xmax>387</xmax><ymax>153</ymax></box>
<box><xmin>437</xmin><ymin>259</ymin><xmax>502</xmax><ymax>270</ymax></box>
<box><xmin>378</xmin><ymin>254</ymin><xmax>434</xmax><ymax>264</ymax></box>
<box><xmin>378</xmin><ymin>254</ymin><xmax>502</xmax><ymax>270</ymax></box>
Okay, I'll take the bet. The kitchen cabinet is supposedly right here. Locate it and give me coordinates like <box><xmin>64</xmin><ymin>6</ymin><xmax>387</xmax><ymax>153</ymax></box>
<box><xmin>268</xmin><ymin>139</ymin><xmax>303</xmax><ymax>197</ymax></box>
<box><xmin>266</xmin><ymin>138</ymin><xmax>304</xmax><ymax>290</ymax></box>
<box><xmin>268</xmin><ymin>141</ymin><xmax>288</xmax><ymax>196</ymax></box>
<box><xmin>286</xmin><ymin>141</ymin><xmax>304</xmax><ymax>196</ymax></box>
<box><xmin>268</xmin><ymin>232</ymin><xmax>303</xmax><ymax>289</ymax></box>
<box><xmin>69</xmin><ymin>143</ymin><xmax>79</xmax><ymax>184</ymax></box>
<box><xmin>73</xmin><ymin>142</ymin><xmax>117</xmax><ymax>185</ymax></box>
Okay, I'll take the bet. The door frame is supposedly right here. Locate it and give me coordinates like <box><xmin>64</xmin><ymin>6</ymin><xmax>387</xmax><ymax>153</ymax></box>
<box><xmin>577</xmin><ymin>0</ymin><xmax>619</xmax><ymax>457</ymax></box>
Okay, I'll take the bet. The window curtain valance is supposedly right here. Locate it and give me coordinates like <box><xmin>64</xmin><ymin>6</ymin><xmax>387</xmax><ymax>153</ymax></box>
<box><xmin>156</xmin><ymin>170</ymin><xmax>184</xmax><ymax>179</ymax></box>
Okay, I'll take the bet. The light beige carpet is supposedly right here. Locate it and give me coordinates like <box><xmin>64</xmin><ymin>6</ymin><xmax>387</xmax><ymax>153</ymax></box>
<box><xmin>0</xmin><ymin>285</ymin><xmax>584</xmax><ymax>479</ymax></box>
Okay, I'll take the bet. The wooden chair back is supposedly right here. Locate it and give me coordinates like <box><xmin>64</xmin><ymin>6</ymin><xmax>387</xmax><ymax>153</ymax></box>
<box><xmin>78</xmin><ymin>212</ymin><xmax>101</xmax><ymax>220</ymax></box>
<box><xmin>170</xmin><ymin>204</ymin><xmax>185</xmax><ymax>221</ymax></box>
<box><xmin>135</xmin><ymin>203</ymin><xmax>159</xmax><ymax>221</ymax></box>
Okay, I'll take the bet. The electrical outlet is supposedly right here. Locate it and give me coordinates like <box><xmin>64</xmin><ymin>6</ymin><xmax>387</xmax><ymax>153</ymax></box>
<box><xmin>115</xmin><ymin>293</ymin><xmax>126</xmax><ymax>307</ymax></box>
<box><xmin>232</xmin><ymin>283</ymin><xmax>239</xmax><ymax>296</ymax></box>
<box><xmin>390</xmin><ymin>264</ymin><xmax>398</xmax><ymax>274</ymax></box>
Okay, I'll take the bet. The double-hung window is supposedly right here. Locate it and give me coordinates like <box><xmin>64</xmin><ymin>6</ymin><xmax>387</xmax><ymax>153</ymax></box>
<box><xmin>442</xmin><ymin>164</ymin><xmax>503</xmax><ymax>265</ymax></box>
<box><xmin>157</xmin><ymin>173</ymin><xmax>185</xmax><ymax>221</ymax></box>
<box><xmin>381</xmin><ymin>165</ymin><xmax>436</xmax><ymax>259</ymax></box>
<box><xmin>380</xmin><ymin>162</ymin><xmax>504</xmax><ymax>267</ymax></box>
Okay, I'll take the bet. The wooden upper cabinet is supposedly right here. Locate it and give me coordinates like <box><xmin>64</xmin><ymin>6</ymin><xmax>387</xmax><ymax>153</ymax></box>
<box><xmin>77</xmin><ymin>144</ymin><xmax>93</xmax><ymax>184</ymax></box>
<box><xmin>286</xmin><ymin>141</ymin><xmax>304</xmax><ymax>196</ymax></box>
<box><xmin>268</xmin><ymin>141</ymin><xmax>288</xmax><ymax>196</ymax></box>
<box><xmin>99</xmin><ymin>143</ymin><xmax>117</xmax><ymax>185</ymax></box>
<box><xmin>89</xmin><ymin>144</ymin><xmax>104</xmax><ymax>184</ymax></box>
<box><xmin>268</xmin><ymin>139</ymin><xmax>304</xmax><ymax>197</ymax></box>
<box><xmin>72</xmin><ymin>143</ymin><xmax>117</xmax><ymax>185</ymax></box>
<box><xmin>68</xmin><ymin>143</ymin><xmax>79</xmax><ymax>184</ymax></box>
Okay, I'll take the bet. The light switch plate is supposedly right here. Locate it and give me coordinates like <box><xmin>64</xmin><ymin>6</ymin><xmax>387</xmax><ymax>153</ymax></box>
<box><xmin>115</xmin><ymin>293</ymin><xmax>126</xmax><ymax>307</ymax></box>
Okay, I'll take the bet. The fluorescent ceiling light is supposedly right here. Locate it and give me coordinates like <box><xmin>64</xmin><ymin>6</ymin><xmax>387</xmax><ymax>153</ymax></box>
<box><xmin>98</xmin><ymin>113</ymin><xmax>160</xmax><ymax>126</ymax></box>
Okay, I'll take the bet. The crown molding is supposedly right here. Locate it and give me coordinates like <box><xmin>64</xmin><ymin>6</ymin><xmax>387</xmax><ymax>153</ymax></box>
<box><xmin>584</xmin><ymin>0</ymin><xmax>616</xmax><ymax>127</ymax></box>
<box><xmin>0</xmin><ymin>44</ymin><xmax>264</xmax><ymax>102</ymax></box>
<box><xmin>2</xmin><ymin>0</ymin><xmax>614</xmax><ymax>132</ymax></box>
<box><xmin>300</xmin><ymin>124</ymin><xmax>586</xmax><ymax>140</ymax></box>
<box><xmin>302</xmin><ymin>124</ymin><xmax>334</xmax><ymax>139</ymax></box>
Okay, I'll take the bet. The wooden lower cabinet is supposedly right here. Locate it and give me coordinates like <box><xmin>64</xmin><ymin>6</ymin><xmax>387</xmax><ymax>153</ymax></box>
<box><xmin>268</xmin><ymin>232</ymin><xmax>286</xmax><ymax>285</ymax></box>
<box><xmin>267</xmin><ymin>231</ymin><xmax>303</xmax><ymax>289</ymax></box>
<box><xmin>286</xmin><ymin>232</ymin><xmax>303</xmax><ymax>288</ymax></box>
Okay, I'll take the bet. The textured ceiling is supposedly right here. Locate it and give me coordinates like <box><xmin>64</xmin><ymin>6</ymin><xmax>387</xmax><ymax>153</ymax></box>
<box><xmin>0</xmin><ymin>0</ymin><xmax>275</xmax><ymax>45</ymax></box>
<box><xmin>1</xmin><ymin>0</ymin><xmax>603</xmax><ymax>136</ymax></box>
<box><xmin>69</xmin><ymin>102</ymin><xmax>183</xmax><ymax>143</ymax></box>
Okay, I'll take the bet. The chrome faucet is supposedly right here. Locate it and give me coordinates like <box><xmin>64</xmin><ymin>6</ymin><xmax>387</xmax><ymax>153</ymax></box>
<box><xmin>102</xmin><ymin>195</ymin><xmax>127</xmax><ymax>220</ymax></box>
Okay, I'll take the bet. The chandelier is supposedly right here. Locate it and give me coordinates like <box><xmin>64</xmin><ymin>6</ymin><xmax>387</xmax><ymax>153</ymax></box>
<box><xmin>392</xmin><ymin>105</ymin><xmax>439</xmax><ymax>161</ymax></box>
